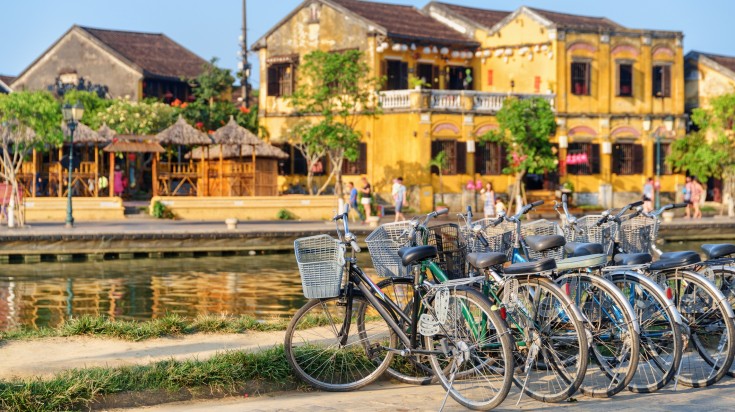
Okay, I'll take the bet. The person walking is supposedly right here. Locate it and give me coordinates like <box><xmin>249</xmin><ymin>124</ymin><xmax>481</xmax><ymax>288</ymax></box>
<box><xmin>113</xmin><ymin>165</ymin><xmax>124</xmax><ymax>197</ymax></box>
<box><xmin>359</xmin><ymin>177</ymin><xmax>373</xmax><ymax>222</ymax></box>
<box><xmin>683</xmin><ymin>175</ymin><xmax>693</xmax><ymax>219</ymax></box>
<box><xmin>482</xmin><ymin>182</ymin><xmax>496</xmax><ymax>218</ymax></box>
<box><xmin>643</xmin><ymin>177</ymin><xmax>654</xmax><ymax>213</ymax></box>
<box><xmin>691</xmin><ymin>176</ymin><xmax>704</xmax><ymax>219</ymax></box>
<box><xmin>346</xmin><ymin>182</ymin><xmax>363</xmax><ymax>222</ymax></box>
<box><xmin>392</xmin><ymin>177</ymin><xmax>406</xmax><ymax>222</ymax></box>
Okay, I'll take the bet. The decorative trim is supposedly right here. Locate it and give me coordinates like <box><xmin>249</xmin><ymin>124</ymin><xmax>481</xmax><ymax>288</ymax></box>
<box><xmin>567</xmin><ymin>41</ymin><xmax>597</xmax><ymax>53</ymax></box>
<box><xmin>652</xmin><ymin>46</ymin><xmax>675</xmax><ymax>59</ymax></box>
<box><xmin>611</xmin><ymin>44</ymin><xmax>640</xmax><ymax>57</ymax></box>
<box><xmin>568</xmin><ymin>125</ymin><xmax>598</xmax><ymax>137</ymax></box>
<box><xmin>432</xmin><ymin>122</ymin><xmax>460</xmax><ymax>135</ymax></box>
<box><xmin>474</xmin><ymin>124</ymin><xmax>498</xmax><ymax>136</ymax></box>
<box><xmin>266</xmin><ymin>54</ymin><xmax>300</xmax><ymax>64</ymax></box>
<box><xmin>611</xmin><ymin>126</ymin><xmax>641</xmax><ymax>138</ymax></box>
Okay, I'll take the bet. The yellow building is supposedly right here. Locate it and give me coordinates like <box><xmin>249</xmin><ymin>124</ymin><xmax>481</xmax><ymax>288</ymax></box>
<box><xmin>685</xmin><ymin>51</ymin><xmax>735</xmax><ymax>112</ymax></box>
<box><xmin>255</xmin><ymin>0</ymin><xmax>686</xmax><ymax>211</ymax></box>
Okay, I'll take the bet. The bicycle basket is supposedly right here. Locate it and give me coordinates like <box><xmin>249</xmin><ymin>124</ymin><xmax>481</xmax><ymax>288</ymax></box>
<box><xmin>294</xmin><ymin>234</ymin><xmax>345</xmax><ymax>299</ymax></box>
<box><xmin>365</xmin><ymin>221</ymin><xmax>413</xmax><ymax>277</ymax></box>
<box><xmin>521</xmin><ymin>219</ymin><xmax>565</xmax><ymax>261</ymax></box>
<box><xmin>620</xmin><ymin>215</ymin><xmax>659</xmax><ymax>254</ymax></box>
<box><xmin>461</xmin><ymin>218</ymin><xmax>515</xmax><ymax>257</ymax></box>
<box><xmin>565</xmin><ymin>215</ymin><xmax>618</xmax><ymax>256</ymax></box>
<box><xmin>426</xmin><ymin>223</ymin><xmax>467</xmax><ymax>280</ymax></box>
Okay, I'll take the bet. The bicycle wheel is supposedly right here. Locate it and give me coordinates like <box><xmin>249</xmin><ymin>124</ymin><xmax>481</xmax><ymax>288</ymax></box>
<box><xmin>424</xmin><ymin>287</ymin><xmax>514</xmax><ymax>410</ymax></box>
<box><xmin>557</xmin><ymin>273</ymin><xmax>640</xmax><ymax>398</ymax></box>
<box><xmin>607</xmin><ymin>271</ymin><xmax>682</xmax><ymax>393</ymax></box>
<box><xmin>701</xmin><ymin>264</ymin><xmax>735</xmax><ymax>377</ymax></box>
<box><xmin>663</xmin><ymin>270</ymin><xmax>735</xmax><ymax>387</ymax></box>
<box><xmin>284</xmin><ymin>294</ymin><xmax>397</xmax><ymax>391</ymax></box>
<box><xmin>502</xmin><ymin>277</ymin><xmax>589</xmax><ymax>403</ymax></box>
<box><xmin>372</xmin><ymin>277</ymin><xmax>435</xmax><ymax>385</ymax></box>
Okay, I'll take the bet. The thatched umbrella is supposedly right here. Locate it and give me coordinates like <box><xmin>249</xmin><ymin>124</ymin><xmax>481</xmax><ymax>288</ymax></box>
<box><xmin>98</xmin><ymin>124</ymin><xmax>117</xmax><ymax>141</ymax></box>
<box><xmin>56</xmin><ymin>122</ymin><xmax>107</xmax><ymax>197</ymax></box>
<box><xmin>155</xmin><ymin>116</ymin><xmax>212</xmax><ymax>196</ymax></box>
<box><xmin>186</xmin><ymin>143</ymin><xmax>288</xmax><ymax>160</ymax></box>
<box><xmin>211</xmin><ymin>116</ymin><xmax>262</xmax><ymax>196</ymax></box>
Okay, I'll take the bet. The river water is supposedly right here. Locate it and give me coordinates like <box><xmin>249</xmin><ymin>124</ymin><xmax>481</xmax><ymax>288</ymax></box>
<box><xmin>0</xmin><ymin>240</ymin><xmax>728</xmax><ymax>331</ymax></box>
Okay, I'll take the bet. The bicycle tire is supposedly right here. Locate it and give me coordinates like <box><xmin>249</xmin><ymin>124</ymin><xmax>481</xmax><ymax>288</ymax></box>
<box><xmin>371</xmin><ymin>277</ymin><xmax>436</xmax><ymax>385</ymax></box>
<box><xmin>663</xmin><ymin>269</ymin><xmax>735</xmax><ymax>387</ymax></box>
<box><xmin>424</xmin><ymin>287</ymin><xmax>514</xmax><ymax>410</ymax></box>
<box><xmin>606</xmin><ymin>271</ymin><xmax>682</xmax><ymax>393</ymax></box>
<box><xmin>500</xmin><ymin>276</ymin><xmax>589</xmax><ymax>403</ymax></box>
<box><xmin>557</xmin><ymin>273</ymin><xmax>640</xmax><ymax>398</ymax></box>
<box><xmin>284</xmin><ymin>294</ymin><xmax>397</xmax><ymax>391</ymax></box>
<box><xmin>698</xmin><ymin>264</ymin><xmax>735</xmax><ymax>377</ymax></box>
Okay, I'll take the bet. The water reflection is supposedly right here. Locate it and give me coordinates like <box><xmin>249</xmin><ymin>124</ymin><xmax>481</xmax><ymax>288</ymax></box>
<box><xmin>0</xmin><ymin>254</ymin><xmax>327</xmax><ymax>331</ymax></box>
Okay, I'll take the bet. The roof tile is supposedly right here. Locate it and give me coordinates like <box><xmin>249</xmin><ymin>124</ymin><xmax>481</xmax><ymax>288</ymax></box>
<box><xmin>0</xmin><ymin>75</ymin><xmax>16</xmax><ymax>86</ymax></box>
<box><xmin>432</xmin><ymin>2</ymin><xmax>511</xmax><ymax>30</ymax></box>
<box><xmin>700</xmin><ymin>52</ymin><xmax>735</xmax><ymax>74</ymax></box>
<box><xmin>527</xmin><ymin>7</ymin><xmax>624</xmax><ymax>31</ymax></box>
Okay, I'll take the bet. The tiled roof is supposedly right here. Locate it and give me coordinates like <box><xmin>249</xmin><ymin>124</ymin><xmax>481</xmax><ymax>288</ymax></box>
<box><xmin>698</xmin><ymin>52</ymin><xmax>735</xmax><ymax>74</ymax></box>
<box><xmin>0</xmin><ymin>75</ymin><xmax>16</xmax><ymax>86</ymax></box>
<box><xmin>79</xmin><ymin>26</ymin><xmax>208</xmax><ymax>80</ymax></box>
<box><xmin>527</xmin><ymin>7</ymin><xmax>624</xmax><ymax>31</ymax></box>
<box><xmin>431</xmin><ymin>2</ymin><xmax>511</xmax><ymax>30</ymax></box>
<box><xmin>330</xmin><ymin>0</ymin><xmax>475</xmax><ymax>45</ymax></box>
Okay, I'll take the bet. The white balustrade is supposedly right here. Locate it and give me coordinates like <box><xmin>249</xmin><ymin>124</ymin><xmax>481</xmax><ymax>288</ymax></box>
<box><xmin>430</xmin><ymin>90</ymin><xmax>463</xmax><ymax>110</ymax></box>
<box><xmin>378</xmin><ymin>90</ymin><xmax>412</xmax><ymax>109</ymax></box>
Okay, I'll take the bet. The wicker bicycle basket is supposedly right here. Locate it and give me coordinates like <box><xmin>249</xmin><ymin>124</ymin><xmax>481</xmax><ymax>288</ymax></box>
<box><xmin>426</xmin><ymin>223</ymin><xmax>467</xmax><ymax>280</ymax></box>
<box><xmin>564</xmin><ymin>215</ymin><xmax>618</xmax><ymax>256</ymax></box>
<box><xmin>620</xmin><ymin>215</ymin><xmax>659</xmax><ymax>254</ymax></box>
<box><xmin>294</xmin><ymin>234</ymin><xmax>345</xmax><ymax>299</ymax></box>
<box><xmin>521</xmin><ymin>219</ymin><xmax>565</xmax><ymax>261</ymax></box>
<box><xmin>365</xmin><ymin>221</ymin><xmax>413</xmax><ymax>278</ymax></box>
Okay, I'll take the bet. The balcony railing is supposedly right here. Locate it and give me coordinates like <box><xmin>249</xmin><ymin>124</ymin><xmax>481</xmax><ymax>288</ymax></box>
<box><xmin>377</xmin><ymin>89</ymin><xmax>555</xmax><ymax>113</ymax></box>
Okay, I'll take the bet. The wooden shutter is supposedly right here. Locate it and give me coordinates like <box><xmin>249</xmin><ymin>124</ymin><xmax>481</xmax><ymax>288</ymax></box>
<box><xmin>590</xmin><ymin>144</ymin><xmax>601</xmax><ymax>174</ymax></box>
<box><xmin>267</xmin><ymin>65</ymin><xmax>279</xmax><ymax>96</ymax></box>
<box><xmin>456</xmin><ymin>141</ymin><xmax>467</xmax><ymax>174</ymax></box>
<box><xmin>632</xmin><ymin>144</ymin><xmax>644</xmax><ymax>174</ymax></box>
<box><xmin>474</xmin><ymin>145</ymin><xmax>485</xmax><ymax>174</ymax></box>
<box><xmin>399</xmin><ymin>62</ymin><xmax>409</xmax><ymax>90</ymax></box>
<box><xmin>612</xmin><ymin>144</ymin><xmax>622</xmax><ymax>175</ymax></box>
<box><xmin>663</xmin><ymin>65</ymin><xmax>671</xmax><ymax>97</ymax></box>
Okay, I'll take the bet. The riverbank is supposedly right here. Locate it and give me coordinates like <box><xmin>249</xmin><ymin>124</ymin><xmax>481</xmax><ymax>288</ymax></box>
<box><xmin>0</xmin><ymin>215</ymin><xmax>732</xmax><ymax>262</ymax></box>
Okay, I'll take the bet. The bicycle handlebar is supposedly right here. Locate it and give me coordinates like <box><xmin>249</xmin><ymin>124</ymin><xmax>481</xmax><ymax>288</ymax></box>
<box><xmin>642</xmin><ymin>202</ymin><xmax>688</xmax><ymax>218</ymax></box>
<box><xmin>333</xmin><ymin>205</ymin><xmax>360</xmax><ymax>252</ymax></box>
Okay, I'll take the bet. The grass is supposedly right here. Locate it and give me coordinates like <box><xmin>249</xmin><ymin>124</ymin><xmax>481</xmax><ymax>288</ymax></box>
<box><xmin>0</xmin><ymin>346</ymin><xmax>294</xmax><ymax>412</ymax></box>
<box><xmin>0</xmin><ymin>314</ymin><xmax>289</xmax><ymax>342</ymax></box>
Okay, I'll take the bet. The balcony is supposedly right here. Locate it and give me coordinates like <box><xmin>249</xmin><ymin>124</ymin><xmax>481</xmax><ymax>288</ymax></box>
<box><xmin>378</xmin><ymin>89</ymin><xmax>555</xmax><ymax>113</ymax></box>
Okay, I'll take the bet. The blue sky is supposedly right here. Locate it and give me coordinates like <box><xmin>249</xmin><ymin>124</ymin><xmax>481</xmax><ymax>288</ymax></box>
<box><xmin>0</xmin><ymin>0</ymin><xmax>732</xmax><ymax>87</ymax></box>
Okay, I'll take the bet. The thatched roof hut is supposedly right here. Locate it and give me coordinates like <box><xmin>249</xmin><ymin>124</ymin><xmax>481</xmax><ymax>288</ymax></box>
<box><xmin>61</xmin><ymin>122</ymin><xmax>106</xmax><ymax>144</ymax></box>
<box><xmin>211</xmin><ymin>117</ymin><xmax>261</xmax><ymax>146</ymax></box>
<box><xmin>155</xmin><ymin>116</ymin><xmax>211</xmax><ymax>146</ymax></box>
<box><xmin>97</xmin><ymin>124</ymin><xmax>117</xmax><ymax>141</ymax></box>
<box><xmin>187</xmin><ymin>143</ymin><xmax>288</xmax><ymax>160</ymax></box>
<box><xmin>103</xmin><ymin>136</ymin><xmax>165</xmax><ymax>153</ymax></box>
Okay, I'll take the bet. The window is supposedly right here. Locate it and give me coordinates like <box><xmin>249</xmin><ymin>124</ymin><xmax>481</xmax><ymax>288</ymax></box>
<box><xmin>612</xmin><ymin>143</ymin><xmax>644</xmax><ymax>175</ymax></box>
<box><xmin>342</xmin><ymin>143</ymin><xmax>368</xmax><ymax>175</ymax></box>
<box><xmin>447</xmin><ymin>66</ymin><xmax>473</xmax><ymax>90</ymax></box>
<box><xmin>384</xmin><ymin>60</ymin><xmax>408</xmax><ymax>90</ymax></box>
<box><xmin>431</xmin><ymin>140</ymin><xmax>466</xmax><ymax>175</ymax></box>
<box><xmin>617</xmin><ymin>63</ymin><xmax>633</xmax><ymax>97</ymax></box>
<box><xmin>566</xmin><ymin>143</ymin><xmax>600</xmax><ymax>175</ymax></box>
<box><xmin>653</xmin><ymin>142</ymin><xmax>672</xmax><ymax>175</ymax></box>
<box><xmin>267</xmin><ymin>64</ymin><xmax>294</xmax><ymax>97</ymax></box>
<box><xmin>653</xmin><ymin>64</ymin><xmax>671</xmax><ymax>97</ymax></box>
<box><xmin>475</xmin><ymin>142</ymin><xmax>507</xmax><ymax>175</ymax></box>
<box><xmin>571</xmin><ymin>62</ymin><xmax>591</xmax><ymax>95</ymax></box>
<box><xmin>277</xmin><ymin>143</ymin><xmax>308</xmax><ymax>176</ymax></box>
<box><xmin>417</xmin><ymin>63</ymin><xmax>439</xmax><ymax>89</ymax></box>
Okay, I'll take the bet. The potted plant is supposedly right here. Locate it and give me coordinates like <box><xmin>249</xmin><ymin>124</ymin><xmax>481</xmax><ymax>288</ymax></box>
<box><xmin>429</xmin><ymin>151</ymin><xmax>448</xmax><ymax>211</ymax></box>
<box><xmin>408</xmin><ymin>75</ymin><xmax>429</xmax><ymax>90</ymax></box>
<box><xmin>560</xmin><ymin>180</ymin><xmax>574</xmax><ymax>205</ymax></box>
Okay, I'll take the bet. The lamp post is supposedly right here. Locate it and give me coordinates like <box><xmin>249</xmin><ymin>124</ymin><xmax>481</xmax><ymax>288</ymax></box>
<box><xmin>62</xmin><ymin>101</ymin><xmax>84</xmax><ymax>228</ymax></box>
<box><xmin>654</xmin><ymin>115</ymin><xmax>675</xmax><ymax>210</ymax></box>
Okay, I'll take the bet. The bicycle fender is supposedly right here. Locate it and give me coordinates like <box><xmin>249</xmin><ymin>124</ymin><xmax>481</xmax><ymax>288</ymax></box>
<box><xmin>605</xmin><ymin>269</ymin><xmax>684</xmax><ymax>326</ymax></box>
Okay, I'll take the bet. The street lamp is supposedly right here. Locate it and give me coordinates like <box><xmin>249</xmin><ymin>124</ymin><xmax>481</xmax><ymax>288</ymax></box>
<box><xmin>62</xmin><ymin>101</ymin><xmax>84</xmax><ymax>228</ymax></box>
<box><xmin>654</xmin><ymin>115</ymin><xmax>674</xmax><ymax>209</ymax></box>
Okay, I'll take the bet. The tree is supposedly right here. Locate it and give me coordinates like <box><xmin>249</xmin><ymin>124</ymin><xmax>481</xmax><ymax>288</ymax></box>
<box><xmin>290</xmin><ymin>121</ymin><xmax>327</xmax><ymax>195</ymax></box>
<box><xmin>429</xmin><ymin>150</ymin><xmax>448</xmax><ymax>205</ymax></box>
<box><xmin>96</xmin><ymin>98</ymin><xmax>177</xmax><ymax>135</ymax></box>
<box><xmin>666</xmin><ymin>131</ymin><xmax>726</xmax><ymax>181</ymax></box>
<box><xmin>481</xmin><ymin>97</ymin><xmax>557</xmax><ymax>210</ymax></box>
<box><xmin>0</xmin><ymin>91</ymin><xmax>63</xmax><ymax>226</ymax></box>
<box><xmin>290</xmin><ymin>50</ymin><xmax>381</xmax><ymax>197</ymax></box>
<box><xmin>62</xmin><ymin>90</ymin><xmax>112</xmax><ymax>130</ymax></box>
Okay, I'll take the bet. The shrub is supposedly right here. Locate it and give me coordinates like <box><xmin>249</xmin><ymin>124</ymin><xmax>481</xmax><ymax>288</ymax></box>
<box><xmin>151</xmin><ymin>201</ymin><xmax>175</xmax><ymax>219</ymax></box>
<box><xmin>276</xmin><ymin>209</ymin><xmax>296</xmax><ymax>220</ymax></box>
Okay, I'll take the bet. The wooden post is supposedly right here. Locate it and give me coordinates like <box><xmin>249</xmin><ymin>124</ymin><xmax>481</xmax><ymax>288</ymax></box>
<box><xmin>153</xmin><ymin>152</ymin><xmax>159</xmax><ymax>196</ymax></box>
<box><xmin>251</xmin><ymin>145</ymin><xmax>256</xmax><ymax>196</ymax></box>
<box><xmin>218</xmin><ymin>146</ymin><xmax>224</xmax><ymax>197</ymax></box>
<box><xmin>57</xmin><ymin>147</ymin><xmax>63</xmax><ymax>197</ymax></box>
<box><xmin>31</xmin><ymin>149</ymin><xmax>37</xmax><ymax>198</ymax></box>
<box><xmin>94</xmin><ymin>145</ymin><xmax>99</xmax><ymax>197</ymax></box>
<box><xmin>199</xmin><ymin>147</ymin><xmax>206</xmax><ymax>197</ymax></box>
<box><xmin>109</xmin><ymin>152</ymin><xmax>115</xmax><ymax>198</ymax></box>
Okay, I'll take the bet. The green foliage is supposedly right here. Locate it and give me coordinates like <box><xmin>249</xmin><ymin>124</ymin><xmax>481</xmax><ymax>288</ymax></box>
<box><xmin>561</xmin><ymin>180</ymin><xmax>575</xmax><ymax>193</ymax></box>
<box><xmin>61</xmin><ymin>90</ymin><xmax>112</xmax><ymax>130</ymax></box>
<box><xmin>96</xmin><ymin>98</ymin><xmax>177</xmax><ymax>135</ymax></box>
<box><xmin>151</xmin><ymin>201</ymin><xmax>175</xmax><ymax>219</ymax></box>
<box><xmin>0</xmin><ymin>90</ymin><xmax>63</xmax><ymax>145</ymax></box>
<box><xmin>666</xmin><ymin>131</ymin><xmax>726</xmax><ymax>180</ymax></box>
<box><xmin>482</xmin><ymin>97</ymin><xmax>557</xmax><ymax>176</ymax></box>
<box><xmin>429</xmin><ymin>151</ymin><xmax>448</xmax><ymax>204</ymax></box>
<box><xmin>276</xmin><ymin>209</ymin><xmax>296</xmax><ymax>220</ymax></box>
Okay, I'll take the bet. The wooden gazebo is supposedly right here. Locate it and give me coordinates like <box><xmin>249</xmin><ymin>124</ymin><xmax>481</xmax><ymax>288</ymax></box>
<box><xmin>204</xmin><ymin>117</ymin><xmax>265</xmax><ymax>196</ymax></box>
<box><xmin>103</xmin><ymin>136</ymin><xmax>165</xmax><ymax>197</ymax></box>
<box><xmin>187</xmin><ymin>142</ymin><xmax>288</xmax><ymax>196</ymax></box>
<box><xmin>154</xmin><ymin>116</ymin><xmax>212</xmax><ymax>196</ymax></box>
<box><xmin>43</xmin><ymin>122</ymin><xmax>108</xmax><ymax>198</ymax></box>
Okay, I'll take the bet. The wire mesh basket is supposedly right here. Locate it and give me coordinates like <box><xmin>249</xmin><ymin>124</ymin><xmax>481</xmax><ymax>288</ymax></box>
<box><xmin>564</xmin><ymin>215</ymin><xmax>618</xmax><ymax>256</ymax></box>
<box><xmin>294</xmin><ymin>234</ymin><xmax>345</xmax><ymax>299</ymax></box>
<box><xmin>426</xmin><ymin>223</ymin><xmax>467</xmax><ymax>280</ymax></box>
<box><xmin>521</xmin><ymin>219</ymin><xmax>565</xmax><ymax>261</ymax></box>
<box><xmin>365</xmin><ymin>221</ymin><xmax>413</xmax><ymax>278</ymax></box>
<box><xmin>461</xmin><ymin>218</ymin><xmax>515</xmax><ymax>257</ymax></box>
<box><xmin>620</xmin><ymin>215</ymin><xmax>659</xmax><ymax>254</ymax></box>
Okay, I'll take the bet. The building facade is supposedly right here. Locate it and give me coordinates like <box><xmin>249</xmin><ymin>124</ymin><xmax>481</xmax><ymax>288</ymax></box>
<box><xmin>256</xmin><ymin>0</ymin><xmax>686</xmax><ymax>211</ymax></box>
<box><xmin>10</xmin><ymin>26</ymin><xmax>208</xmax><ymax>102</ymax></box>
<box><xmin>0</xmin><ymin>75</ymin><xmax>13</xmax><ymax>94</ymax></box>
<box><xmin>685</xmin><ymin>51</ymin><xmax>735</xmax><ymax>112</ymax></box>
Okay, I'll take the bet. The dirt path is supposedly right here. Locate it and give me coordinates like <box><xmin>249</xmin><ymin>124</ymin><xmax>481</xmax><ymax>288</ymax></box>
<box><xmin>0</xmin><ymin>330</ymin><xmax>285</xmax><ymax>380</ymax></box>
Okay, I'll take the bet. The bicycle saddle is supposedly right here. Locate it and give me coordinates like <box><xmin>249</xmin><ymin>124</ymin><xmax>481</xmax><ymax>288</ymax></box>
<box><xmin>649</xmin><ymin>251</ymin><xmax>701</xmax><ymax>271</ymax></box>
<box><xmin>613</xmin><ymin>253</ymin><xmax>652</xmax><ymax>266</ymax></box>
<box><xmin>659</xmin><ymin>250</ymin><xmax>700</xmax><ymax>261</ymax></box>
<box><xmin>555</xmin><ymin>254</ymin><xmax>608</xmax><ymax>271</ymax></box>
<box><xmin>525</xmin><ymin>235</ymin><xmax>566</xmax><ymax>253</ymax></box>
<box><xmin>467</xmin><ymin>252</ymin><xmax>507</xmax><ymax>269</ymax></box>
<box><xmin>701</xmin><ymin>243</ymin><xmax>735</xmax><ymax>259</ymax></box>
<box><xmin>564</xmin><ymin>242</ymin><xmax>604</xmax><ymax>257</ymax></box>
<box><xmin>400</xmin><ymin>245</ymin><xmax>438</xmax><ymax>266</ymax></box>
<box><xmin>503</xmin><ymin>258</ymin><xmax>556</xmax><ymax>275</ymax></box>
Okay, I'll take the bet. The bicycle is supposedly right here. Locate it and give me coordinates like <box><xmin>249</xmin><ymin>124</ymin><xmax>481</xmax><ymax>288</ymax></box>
<box><xmin>288</xmin><ymin>206</ymin><xmax>515</xmax><ymax>410</ymax></box>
